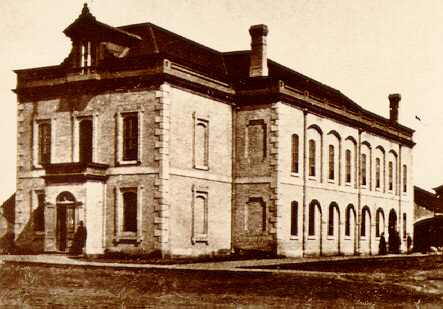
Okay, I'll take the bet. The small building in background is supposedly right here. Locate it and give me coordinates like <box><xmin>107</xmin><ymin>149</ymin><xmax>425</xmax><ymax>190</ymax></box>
<box><xmin>414</xmin><ymin>186</ymin><xmax>443</xmax><ymax>252</ymax></box>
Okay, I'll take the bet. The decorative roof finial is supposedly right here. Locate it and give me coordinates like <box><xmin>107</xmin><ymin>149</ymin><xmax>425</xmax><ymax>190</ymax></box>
<box><xmin>79</xmin><ymin>2</ymin><xmax>95</xmax><ymax>20</ymax></box>
<box><xmin>82</xmin><ymin>3</ymin><xmax>90</xmax><ymax>15</ymax></box>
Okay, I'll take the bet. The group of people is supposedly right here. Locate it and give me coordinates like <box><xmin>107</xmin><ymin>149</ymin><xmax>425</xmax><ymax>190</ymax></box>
<box><xmin>379</xmin><ymin>231</ymin><xmax>412</xmax><ymax>255</ymax></box>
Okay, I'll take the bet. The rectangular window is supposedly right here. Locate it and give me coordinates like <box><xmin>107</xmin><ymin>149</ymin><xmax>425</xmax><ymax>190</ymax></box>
<box><xmin>291</xmin><ymin>134</ymin><xmax>299</xmax><ymax>174</ymax></box>
<box><xmin>375</xmin><ymin>158</ymin><xmax>381</xmax><ymax>189</ymax></box>
<box><xmin>290</xmin><ymin>201</ymin><xmax>298</xmax><ymax>236</ymax></box>
<box><xmin>192</xmin><ymin>186</ymin><xmax>209</xmax><ymax>243</ymax></box>
<box><xmin>38</xmin><ymin>122</ymin><xmax>51</xmax><ymax>165</ymax></box>
<box><xmin>246</xmin><ymin>119</ymin><xmax>267</xmax><ymax>163</ymax></box>
<box><xmin>308</xmin><ymin>139</ymin><xmax>316</xmax><ymax>177</ymax></box>
<box><xmin>328</xmin><ymin>145</ymin><xmax>335</xmax><ymax>180</ymax></box>
<box><xmin>122</xmin><ymin>191</ymin><xmax>138</xmax><ymax>232</ymax></box>
<box><xmin>246</xmin><ymin>197</ymin><xmax>266</xmax><ymax>235</ymax></box>
<box><xmin>123</xmin><ymin>113</ymin><xmax>139</xmax><ymax>161</ymax></box>
<box><xmin>33</xmin><ymin>192</ymin><xmax>45</xmax><ymax>232</ymax></box>
<box><xmin>345</xmin><ymin>149</ymin><xmax>351</xmax><ymax>183</ymax></box>
<box><xmin>361</xmin><ymin>154</ymin><xmax>367</xmax><ymax>186</ymax></box>
<box><xmin>403</xmin><ymin>165</ymin><xmax>407</xmax><ymax>193</ymax></box>
<box><xmin>194</xmin><ymin>118</ymin><xmax>209</xmax><ymax>169</ymax></box>
<box><xmin>388</xmin><ymin>161</ymin><xmax>393</xmax><ymax>191</ymax></box>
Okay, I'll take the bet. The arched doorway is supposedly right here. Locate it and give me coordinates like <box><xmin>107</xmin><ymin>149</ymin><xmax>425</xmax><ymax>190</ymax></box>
<box><xmin>79</xmin><ymin>119</ymin><xmax>93</xmax><ymax>164</ymax></box>
<box><xmin>307</xmin><ymin>200</ymin><xmax>322</xmax><ymax>256</ymax></box>
<box><xmin>360</xmin><ymin>206</ymin><xmax>372</xmax><ymax>254</ymax></box>
<box><xmin>388</xmin><ymin>209</ymin><xmax>398</xmax><ymax>253</ymax></box>
<box><xmin>344</xmin><ymin>204</ymin><xmax>357</xmax><ymax>255</ymax></box>
<box><xmin>328</xmin><ymin>202</ymin><xmax>340</xmax><ymax>255</ymax></box>
<box><xmin>56</xmin><ymin>191</ymin><xmax>78</xmax><ymax>252</ymax></box>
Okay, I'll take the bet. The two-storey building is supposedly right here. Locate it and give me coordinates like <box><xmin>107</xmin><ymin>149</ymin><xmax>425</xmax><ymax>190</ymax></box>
<box><xmin>12</xmin><ymin>4</ymin><xmax>415</xmax><ymax>257</ymax></box>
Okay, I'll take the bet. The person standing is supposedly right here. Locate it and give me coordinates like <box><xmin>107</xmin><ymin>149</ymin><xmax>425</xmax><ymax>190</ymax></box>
<box><xmin>71</xmin><ymin>221</ymin><xmax>87</xmax><ymax>255</ymax></box>
<box><xmin>379</xmin><ymin>233</ymin><xmax>387</xmax><ymax>255</ymax></box>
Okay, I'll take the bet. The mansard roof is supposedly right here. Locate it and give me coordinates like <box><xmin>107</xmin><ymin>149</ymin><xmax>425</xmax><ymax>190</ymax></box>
<box><xmin>14</xmin><ymin>5</ymin><xmax>415</xmax><ymax>143</ymax></box>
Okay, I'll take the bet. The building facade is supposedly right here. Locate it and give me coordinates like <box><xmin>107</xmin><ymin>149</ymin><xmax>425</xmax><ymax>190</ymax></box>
<box><xmin>12</xmin><ymin>5</ymin><xmax>415</xmax><ymax>257</ymax></box>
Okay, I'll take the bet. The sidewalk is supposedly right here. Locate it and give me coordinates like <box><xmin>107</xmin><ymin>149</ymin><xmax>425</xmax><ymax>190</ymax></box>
<box><xmin>0</xmin><ymin>252</ymin><xmax>430</xmax><ymax>274</ymax></box>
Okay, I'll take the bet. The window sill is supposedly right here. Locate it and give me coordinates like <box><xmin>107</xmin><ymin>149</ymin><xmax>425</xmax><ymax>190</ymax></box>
<box><xmin>327</xmin><ymin>179</ymin><xmax>335</xmax><ymax>184</ymax></box>
<box><xmin>113</xmin><ymin>233</ymin><xmax>142</xmax><ymax>244</ymax></box>
<box><xmin>327</xmin><ymin>236</ymin><xmax>335</xmax><ymax>240</ymax></box>
<box><xmin>307</xmin><ymin>236</ymin><xmax>317</xmax><ymax>240</ymax></box>
<box><xmin>192</xmin><ymin>235</ymin><xmax>208</xmax><ymax>244</ymax></box>
<box><xmin>117</xmin><ymin>160</ymin><xmax>140</xmax><ymax>166</ymax></box>
<box><xmin>289</xmin><ymin>235</ymin><xmax>299</xmax><ymax>240</ymax></box>
<box><xmin>345</xmin><ymin>182</ymin><xmax>352</xmax><ymax>187</ymax></box>
<box><xmin>193</xmin><ymin>165</ymin><xmax>209</xmax><ymax>171</ymax></box>
<box><xmin>34</xmin><ymin>231</ymin><xmax>45</xmax><ymax>236</ymax></box>
<box><xmin>307</xmin><ymin>176</ymin><xmax>317</xmax><ymax>181</ymax></box>
<box><xmin>344</xmin><ymin>236</ymin><xmax>352</xmax><ymax>240</ymax></box>
<box><xmin>290</xmin><ymin>172</ymin><xmax>300</xmax><ymax>177</ymax></box>
<box><xmin>360</xmin><ymin>236</ymin><xmax>367</xmax><ymax>240</ymax></box>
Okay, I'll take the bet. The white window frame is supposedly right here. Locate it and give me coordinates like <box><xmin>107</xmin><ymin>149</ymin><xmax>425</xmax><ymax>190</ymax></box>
<box><xmin>193</xmin><ymin>112</ymin><xmax>210</xmax><ymax>170</ymax></box>
<box><xmin>191</xmin><ymin>185</ymin><xmax>209</xmax><ymax>244</ymax></box>
<box><xmin>114</xmin><ymin>185</ymin><xmax>143</xmax><ymax>243</ymax></box>
<box><xmin>116</xmin><ymin>110</ymin><xmax>143</xmax><ymax>165</ymax></box>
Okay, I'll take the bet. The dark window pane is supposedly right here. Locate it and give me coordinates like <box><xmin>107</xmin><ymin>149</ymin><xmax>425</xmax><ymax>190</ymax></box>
<box><xmin>291</xmin><ymin>135</ymin><xmax>299</xmax><ymax>174</ymax></box>
<box><xmin>38</xmin><ymin>123</ymin><xmax>51</xmax><ymax>165</ymax></box>
<box><xmin>290</xmin><ymin>201</ymin><xmax>298</xmax><ymax>236</ymax></box>
<box><xmin>123</xmin><ymin>191</ymin><xmax>137</xmax><ymax>232</ymax></box>
<box><xmin>308</xmin><ymin>202</ymin><xmax>316</xmax><ymax>236</ymax></box>
<box><xmin>123</xmin><ymin>114</ymin><xmax>138</xmax><ymax>161</ymax></box>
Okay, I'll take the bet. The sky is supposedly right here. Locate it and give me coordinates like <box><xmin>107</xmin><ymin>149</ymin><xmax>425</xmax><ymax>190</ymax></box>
<box><xmin>0</xmin><ymin>0</ymin><xmax>442</xmax><ymax>201</ymax></box>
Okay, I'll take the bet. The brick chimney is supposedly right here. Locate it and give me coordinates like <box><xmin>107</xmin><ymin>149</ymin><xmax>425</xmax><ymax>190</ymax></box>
<box><xmin>388</xmin><ymin>93</ymin><xmax>401</xmax><ymax>123</ymax></box>
<box><xmin>249</xmin><ymin>24</ymin><xmax>268</xmax><ymax>77</ymax></box>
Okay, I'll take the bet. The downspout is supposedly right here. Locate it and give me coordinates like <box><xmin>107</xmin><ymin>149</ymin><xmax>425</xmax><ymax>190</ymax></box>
<box><xmin>356</xmin><ymin>128</ymin><xmax>362</xmax><ymax>255</ymax></box>
<box><xmin>302</xmin><ymin>109</ymin><xmax>307</xmax><ymax>256</ymax></box>
<box><xmin>398</xmin><ymin>144</ymin><xmax>402</xmax><ymax>252</ymax></box>
<box><xmin>231</xmin><ymin>104</ymin><xmax>237</xmax><ymax>253</ymax></box>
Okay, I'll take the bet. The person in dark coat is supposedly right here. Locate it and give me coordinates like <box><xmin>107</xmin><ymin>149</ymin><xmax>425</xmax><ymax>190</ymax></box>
<box><xmin>379</xmin><ymin>232</ymin><xmax>387</xmax><ymax>255</ymax></box>
<box><xmin>70</xmin><ymin>221</ymin><xmax>87</xmax><ymax>255</ymax></box>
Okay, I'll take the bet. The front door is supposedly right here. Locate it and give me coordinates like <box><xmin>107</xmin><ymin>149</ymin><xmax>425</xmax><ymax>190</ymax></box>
<box><xmin>56</xmin><ymin>205</ymin><xmax>67</xmax><ymax>251</ymax></box>
<box><xmin>56</xmin><ymin>204</ymin><xmax>76</xmax><ymax>252</ymax></box>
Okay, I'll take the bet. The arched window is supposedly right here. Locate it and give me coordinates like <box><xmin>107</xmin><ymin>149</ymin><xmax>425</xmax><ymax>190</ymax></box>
<box><xmin>328</xmin><ymin>145</ymin><xmax>335</xmax><ymax>180</ymax></box>
<box><xmin>308</xmin><ymin>139</ymin><xmax>316</xmax><ymax>177</ymax></box>
<box><xmin>345</xmin><ymin>204</ymin><xmax>355</xmax><ymax>236</ymax></box>
<box><xmin>123</xmin><ymin>191</ymin><xmax>137</xmax><ymax>232</ymax></box>
<box><xmin>375</xmin><ymin>158</ymin><xmax>381</xmax><ymax>189</ymax></box>
<box><xmin>361</xmin><ymin>207</ymin><xmax>371</xmax><ymax>237</ymax></box>
<box><xmin>308</xmin><ymin>202</ymin><xmax>316</xmax><ymax>236</ymax></box>
<box><xmin>403</xmin><ymin>165</ymin><xmax>407</xmax><ymax>193</ymax></box>
<box><xmin>290</xmin><ymin>201</ymin><xmax>298</xmax><ymax>236</ymax></box>
<box><xmin>388</xmin><ymin>161</ymin><xmax>393</xmax><ymax>191</ymax></box>
<box><xmin>328</xmin><ymin>204</ymin><xmax>334</xmax><ymax>236</ymax></box>
<box><xmin>376</xmin><ymin>208</ymin><xmax>384</xmax><ymax>237</ymax></box>
<box><xmin>291</xmin><ymin>134</ymin><xmax>299</xmax><ymax>174</ymax></box>
<box><xmin>345</xmin><ymin>149</ymin><xmax>352</xmax><ymax>183</ymax></box>
<box><xmin>361</xmin><ymin>153</ymin><xmax>367</xmax><ymax>186</ymax></box>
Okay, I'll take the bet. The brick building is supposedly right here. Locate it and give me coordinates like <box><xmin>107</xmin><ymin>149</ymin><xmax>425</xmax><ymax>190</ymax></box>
<box><xmin>12</xmin><ymin>5</ymin><xmax>415</xmax><ymax>257</ymax></box>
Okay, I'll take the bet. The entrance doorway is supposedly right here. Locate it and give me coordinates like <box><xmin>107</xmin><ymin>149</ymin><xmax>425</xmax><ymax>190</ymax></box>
<box><xmin>55</xmin><ymin>192</ymin><xmax>78</xmax><ymax>252</ymax></box>
<box><xmin>388</xmin><ymin>209</ymin><xmax>398</xmax><ymax>253</ymax></box>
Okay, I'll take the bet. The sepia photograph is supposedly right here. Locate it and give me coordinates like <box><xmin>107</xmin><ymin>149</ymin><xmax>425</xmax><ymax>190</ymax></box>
<box><xmin>0</xmin><ymin>0</ymin><xmax>443</xmax><ymax>307</ymax></box>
